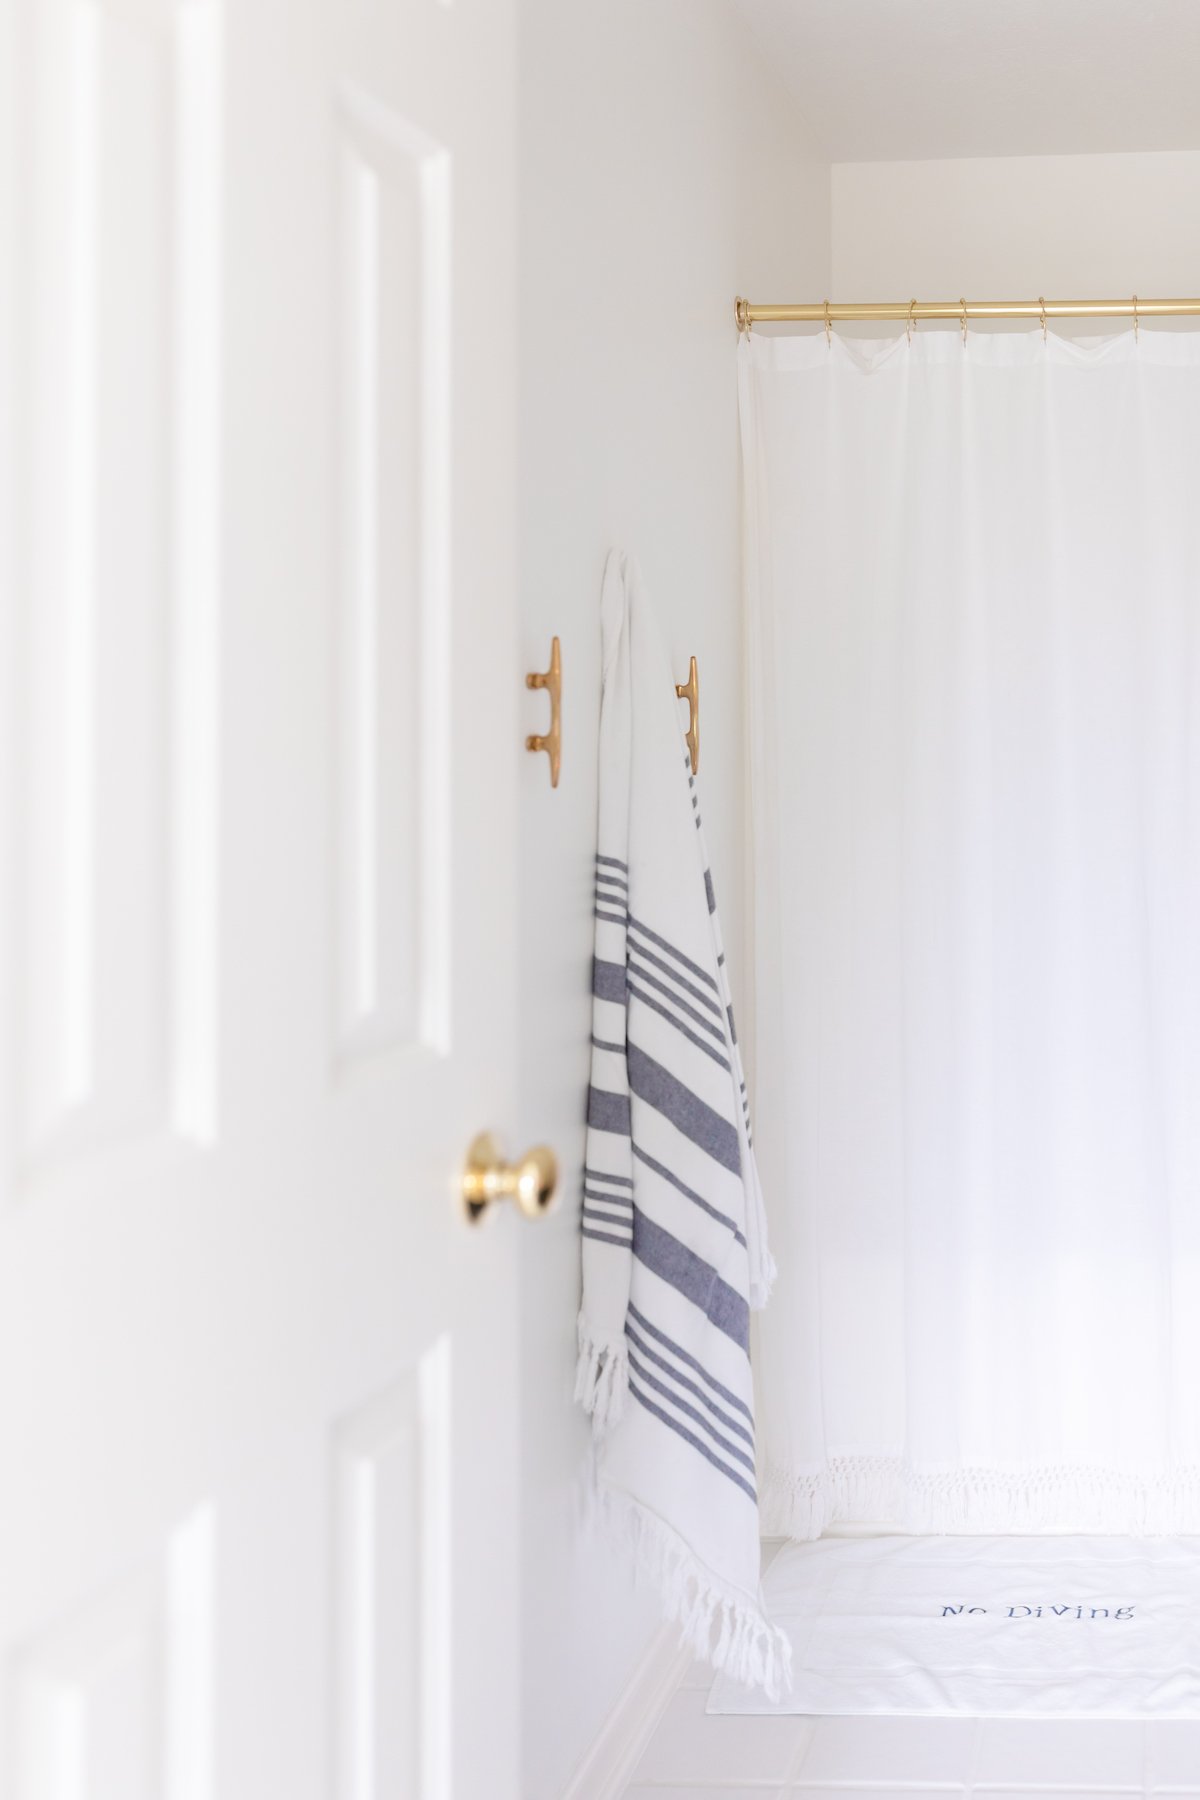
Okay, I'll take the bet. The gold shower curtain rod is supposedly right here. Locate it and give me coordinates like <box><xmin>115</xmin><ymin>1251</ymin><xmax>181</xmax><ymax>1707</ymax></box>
<box><xmin>734</xmin><ymin>295</ymin><xmax>1200</xmax><ymax>331</ymax></box>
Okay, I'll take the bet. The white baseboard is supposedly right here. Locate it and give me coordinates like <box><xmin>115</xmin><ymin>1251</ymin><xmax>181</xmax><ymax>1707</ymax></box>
<box><xmin>559</xmin><ymin>1624</ymin><xmax>692</xmax><ymax>1800</ymax></box>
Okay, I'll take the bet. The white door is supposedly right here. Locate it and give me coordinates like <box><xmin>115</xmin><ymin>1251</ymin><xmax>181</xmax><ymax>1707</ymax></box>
<box><xmin>0</xmin><ymin>0</ymin><xmax>526</xmax><ymax>1794</ymax></box>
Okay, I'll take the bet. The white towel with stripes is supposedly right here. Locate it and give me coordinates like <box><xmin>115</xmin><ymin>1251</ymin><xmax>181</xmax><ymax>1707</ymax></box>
<box><xmin>575</xmin><ymin>550</ymin><xmax>789</xmax><ymax>1696</ymax></box>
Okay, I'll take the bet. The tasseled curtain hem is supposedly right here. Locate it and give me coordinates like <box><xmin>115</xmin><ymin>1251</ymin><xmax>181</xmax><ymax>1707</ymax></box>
<box><xmin>762</xmin><ymin>1454</ymin><xmax>1200</xmax><ymax>1540</ymax></box>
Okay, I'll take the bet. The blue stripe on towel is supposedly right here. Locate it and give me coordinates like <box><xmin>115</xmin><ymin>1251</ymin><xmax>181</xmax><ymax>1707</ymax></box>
<box><xmin>627</xmin><ymin>1303</ymin><xmax>754</xmax><ymax>1422</ymax></box>
<box><xmin>632</xmin><ymin>1211</ymin><xmax>750</xmax><ymax>1351</ymax></box>
<box><xmin>627</xmin><ymin>1042</ymin><xmax>741</xmax><ymax>1174</ymax></box>
<box><xmin>587</xmin><ymin>1086</ymin><xmax>631</xmax><ymax>1136</ymax></box>
<box><xmin>628</xmin><ymin>1376</ymin><xmax>757</xmax><ymax>1504</ymax></box>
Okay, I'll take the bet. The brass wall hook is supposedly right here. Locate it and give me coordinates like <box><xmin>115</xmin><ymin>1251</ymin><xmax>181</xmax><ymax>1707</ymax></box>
<box><xmin>526</xmin><ymin>636</ymin><xmax>562</xmax><ymax>787</ymax></box>
<box><xmin>675</xmin><ymin>655</ymin><xmax>699</xmax><ymax>775</ymax></box>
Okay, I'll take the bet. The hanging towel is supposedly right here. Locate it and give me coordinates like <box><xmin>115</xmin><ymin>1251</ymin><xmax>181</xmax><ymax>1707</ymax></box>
<box><xmin>575</xmin><ymin>549</ymin><xmax>789</xmax><ymax>1697</ymax></box>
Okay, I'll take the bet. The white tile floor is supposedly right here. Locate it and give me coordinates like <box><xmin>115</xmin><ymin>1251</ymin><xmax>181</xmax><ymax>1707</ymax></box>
<box><xmin>622</xmin><ymin>1663</ymin><xmax>1200</xmax><ymax>1797</ymax></box>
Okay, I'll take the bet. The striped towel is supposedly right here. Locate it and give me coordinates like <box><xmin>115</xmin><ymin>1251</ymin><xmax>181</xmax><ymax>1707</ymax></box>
<box><xmin>575</xmin><ymin>550</ymin><xmax>789</xmax><ymax>1696</ymax></box>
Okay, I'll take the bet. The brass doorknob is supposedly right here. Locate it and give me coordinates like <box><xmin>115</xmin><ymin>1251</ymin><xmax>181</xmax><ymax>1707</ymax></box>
<box><xmin>462</xmin><ymin>1132</ymin><xmax>558</xmax><ymax>1224</ymax></box>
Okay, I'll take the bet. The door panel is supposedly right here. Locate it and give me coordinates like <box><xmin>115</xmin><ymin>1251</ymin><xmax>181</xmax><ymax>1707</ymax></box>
<box><xmin>0</xmin><ymin>0</ymin><xmax>520</xmax><ymax>1794</ymax></box>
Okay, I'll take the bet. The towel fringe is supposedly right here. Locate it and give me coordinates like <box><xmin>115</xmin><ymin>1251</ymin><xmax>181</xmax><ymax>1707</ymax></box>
<box><xmin>761</xmin><ymin>1454</ymin><xmax>1200</xmax><ymax>1540</ymax></box>
<box><xmin>574</xmin><ymin>1316</ymin><xmax>629</xmax><ymax>1433</ymax></box>
<box><xmin>590</xmin><ymin>1480</ymin><xmax>792</xmax><ymax>1701</ymax></box>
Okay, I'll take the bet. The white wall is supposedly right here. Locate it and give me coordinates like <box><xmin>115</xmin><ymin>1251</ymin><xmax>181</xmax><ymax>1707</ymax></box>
<box><xmin>516</xmin><ymin>7</ymin><xmax>829</xmax><ymax>1796</ymax></box>
<box><xmin>833</xmin><ymin>150</ymin><xmax>1200</xmax><ymax>297</ymax></box>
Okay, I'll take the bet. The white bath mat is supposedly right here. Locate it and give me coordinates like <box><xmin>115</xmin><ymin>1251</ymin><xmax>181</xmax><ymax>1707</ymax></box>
<box><xmin>708</xmin><ymin>1534</ymin><xmax>1200</xmax><ymax>1718</ymax></box>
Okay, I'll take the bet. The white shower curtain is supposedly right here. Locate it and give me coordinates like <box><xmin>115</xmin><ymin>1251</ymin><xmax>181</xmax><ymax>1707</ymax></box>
<box><xmin>739</xmin><ymin>325</ymin><xmax>1200</xmax><ymax>1538</ymax></box>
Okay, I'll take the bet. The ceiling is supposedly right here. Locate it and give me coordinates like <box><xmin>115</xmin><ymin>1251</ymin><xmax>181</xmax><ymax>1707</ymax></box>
<box><xmin>732</xmin><ymin>0</ymin><xmax>1200</xmax><ymax>162</ymax></box>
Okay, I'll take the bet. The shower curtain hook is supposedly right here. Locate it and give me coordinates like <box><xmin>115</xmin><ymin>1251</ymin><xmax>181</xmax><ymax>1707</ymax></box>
<box><xmin>1133</xmin><ymin>294</ymin><xmax>1140</xmax><ymax>344</ymax></box>
<box><xmin>906</xmin><ymin>298</ymin><xmax>916</xmax><ymax>345</ymax></box>
<box><xmin>1039</xmin><ymin>296</ymin><xmax>1048</xmax><ymax>344</ymax></box>
<box><xmin>960</xmin><ymin>297</ymin><xmax>968</xmax><ymax>346</ymax></box>
<box><xmin>824</xmin><ymin>298</ymin><xmax>832</xmax><ymax>347</ymax></box>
